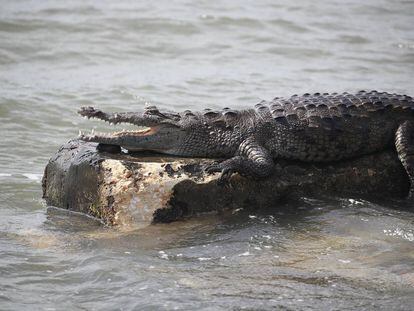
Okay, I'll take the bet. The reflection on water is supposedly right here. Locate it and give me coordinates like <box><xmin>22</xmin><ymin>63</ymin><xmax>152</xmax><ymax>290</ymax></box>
<box><xmin>1</xmin><ymin>0</ymin><xmax>414</xmax><ymax>309</ymax></box>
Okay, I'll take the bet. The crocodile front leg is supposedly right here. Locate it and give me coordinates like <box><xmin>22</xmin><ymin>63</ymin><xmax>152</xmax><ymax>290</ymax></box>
<box><xmin>206</xmin><ymin>137</ymin><xmax>274</xmax><ymax>183</ymax></box>
<box><xmin>395</xmin><ymin>121</ymin><xmax>414</xmax><ymax>200</ymax></box>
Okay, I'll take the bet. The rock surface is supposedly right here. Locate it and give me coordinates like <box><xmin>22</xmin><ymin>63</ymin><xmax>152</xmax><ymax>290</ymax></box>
<box><xmin>42</xmin><ymin>140</ymin><xmax>409</xmax><ymax>228</ymax></box>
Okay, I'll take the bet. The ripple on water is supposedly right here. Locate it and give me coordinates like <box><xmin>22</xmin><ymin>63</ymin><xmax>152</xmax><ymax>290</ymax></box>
<box><xmin>268</xmin><ymin>18</ymin><xmax>310</xmax><ymax>33</ymax></box>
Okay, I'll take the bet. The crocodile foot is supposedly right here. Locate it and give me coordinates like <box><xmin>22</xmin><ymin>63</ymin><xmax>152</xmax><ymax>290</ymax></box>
<box><xmin>205</xmin><ymin>162</ymin><xmax>235</xmax><ymax>186</ymax></box>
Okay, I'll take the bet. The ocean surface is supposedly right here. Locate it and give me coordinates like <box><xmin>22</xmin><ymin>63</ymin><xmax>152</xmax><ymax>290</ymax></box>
<box><xmin>1</xmin><ymin>0</ymin><xmax>414</xmax><ymax>310</ymax></box>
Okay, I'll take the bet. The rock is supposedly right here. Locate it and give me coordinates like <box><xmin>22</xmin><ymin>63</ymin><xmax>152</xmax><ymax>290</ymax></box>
<box><xmin>42</xmin><ymin>139</ymin><xmax>409</xmax><ymax>228</ymax></box>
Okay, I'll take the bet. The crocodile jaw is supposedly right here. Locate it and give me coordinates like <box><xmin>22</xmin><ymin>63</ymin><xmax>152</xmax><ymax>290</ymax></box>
<box><xmin>79</xmin><ymin>127</ymin><xmax>153</xmax><ymax>143</ymax></box>
<box><xmin>78</xmin><ymin>125</ymin><xmax>185</xmax><ymax>153</ymax></box>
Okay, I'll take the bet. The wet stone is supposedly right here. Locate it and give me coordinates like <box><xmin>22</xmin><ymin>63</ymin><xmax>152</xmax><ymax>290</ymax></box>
<box><xmin>42</xmin><ymin>139</ymin><xmax>409</xmax><ymax>229</ymax></box>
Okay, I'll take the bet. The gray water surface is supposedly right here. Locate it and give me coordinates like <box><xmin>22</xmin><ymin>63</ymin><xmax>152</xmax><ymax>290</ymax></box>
<box><xmin>1</xmin><ymin>1</ymin><xmax>414</xmax><ymax>310</ymax></box>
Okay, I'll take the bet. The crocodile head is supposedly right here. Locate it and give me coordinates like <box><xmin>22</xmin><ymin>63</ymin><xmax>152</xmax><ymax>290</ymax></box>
<box><xmin>78</xmin><ymin>106</ymin><xmax>189</xmax><ymax>154</ymax></box>
<box><xmin>78</xmin><ymin>105</ymin><xmax>253</xmax><ymax>156</ymax></box>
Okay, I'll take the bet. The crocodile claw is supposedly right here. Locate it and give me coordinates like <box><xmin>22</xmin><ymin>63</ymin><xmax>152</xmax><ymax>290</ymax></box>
<box><xmin>217</xmin><ymin>168</ymin><xmax>235</xmax><ymax>186</ymax></box>
<box><xmin>205</xmin><ymin>162</ymin><xmax>235</xmax><ymax>186</ymax></box>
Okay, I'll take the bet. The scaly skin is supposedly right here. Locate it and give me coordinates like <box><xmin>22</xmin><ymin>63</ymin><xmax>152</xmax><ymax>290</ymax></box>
<box><xmin>78</xmin><ymin>90</ymin><xmax>414</xmax><ymax>197</ymax></box>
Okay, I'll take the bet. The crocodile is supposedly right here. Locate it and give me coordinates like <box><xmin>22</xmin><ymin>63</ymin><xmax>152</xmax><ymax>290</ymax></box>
<box><xmin>78</xmin><ymin>90</ymin><xmax>414</xmax><ymax>198</ymax></box>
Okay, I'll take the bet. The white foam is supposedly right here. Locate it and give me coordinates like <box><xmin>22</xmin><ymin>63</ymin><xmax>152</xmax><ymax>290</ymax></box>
<box><xmin>22</xmin><ymin>173</ymin><xmax>42</xmax><ymax>182</ymax></box>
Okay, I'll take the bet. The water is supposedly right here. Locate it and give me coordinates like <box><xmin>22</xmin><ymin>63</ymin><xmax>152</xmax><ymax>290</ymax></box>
<box><xmin>1</xmin><ymin>0</ymin><xmax>414</xmax><ymax>309</ymax></box>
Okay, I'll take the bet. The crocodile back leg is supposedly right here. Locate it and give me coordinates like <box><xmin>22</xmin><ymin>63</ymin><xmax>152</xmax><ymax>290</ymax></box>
<box><xmin>395</xmin><ymin>121</ymin><xmax>414</xmax><ymax>199</ymax></box>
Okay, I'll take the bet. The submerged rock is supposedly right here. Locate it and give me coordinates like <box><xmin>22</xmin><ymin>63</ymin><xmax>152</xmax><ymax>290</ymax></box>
<box><xmin>42</xmin><ymin>140</ymin><xmax>408</xmax><ymax>228</ymax></box>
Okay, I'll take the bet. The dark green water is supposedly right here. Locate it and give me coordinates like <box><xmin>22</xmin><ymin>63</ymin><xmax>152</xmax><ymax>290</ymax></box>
<box><xmin>1</xmin><ymin>1</ymin><xmax>414</xmax><ymax>310</ymax></box>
